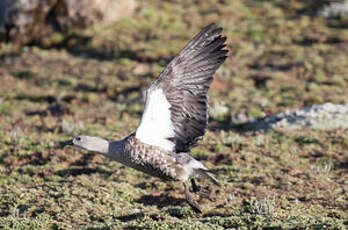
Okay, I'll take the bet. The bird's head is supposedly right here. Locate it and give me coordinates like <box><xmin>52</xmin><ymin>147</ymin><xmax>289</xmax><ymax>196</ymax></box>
<box><xmin>61</xmin><ymin>135</ymin><xmax>109</xmax><ymax>154</ymax></box>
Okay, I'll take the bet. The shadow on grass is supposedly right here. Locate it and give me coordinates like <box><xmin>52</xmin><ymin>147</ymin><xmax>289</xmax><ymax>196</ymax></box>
<box><xmin>209</xmin><ymin>121</ymin><xmax>260</xmax><ymax>134</ymax></box>
<box><xmin>116</xmin><ymin>213</ymin><xmax>145</xmax><ymax>222</ymax></box>
<box><xmin>56</xmin><ymin>167</ymin><xmax>110</xmax><ymax>177</ymax></box>
<box><xmin>26</xmin><ymin>102</ymin><xmax>71</xmax><ymax>117</ymax></box>
<box><xmin>123</xmin><ymin>227</ymin><xmax>145</xmax><ymax>230</ymax></box>
<box><xmin>84</xmin><ymin>226</ymin><xmax>144</xmax><ymax>230</ymax></box>
<box><xmin>135</xmin><ymin>194</ymin><xmax>185</xmax><ymax>209</ymax></box>
<box><xmin>14</xmin><ymin>94</ymin><xmax>57</xmax><ymax>104</ymax></box>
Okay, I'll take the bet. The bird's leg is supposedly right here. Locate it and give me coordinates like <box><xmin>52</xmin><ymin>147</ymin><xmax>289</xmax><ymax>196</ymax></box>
<box><xmin>191</xmin><ymin>179</ymin><xmax>200</xmax><ymax>193</ymax></box>
<box><xmin>184</xmin><ymin>181</ymin><xmax>201</xmax><ymax>213</ymax></box>
<box><xmin>191</xmin><ymin>179</ymin><xmax>214</xmax><ymax>201</ymax></box>
<box><xmin>199</xmin><ymin>186</ymin><xmax>214</xmax><ymax>201</ymax></box>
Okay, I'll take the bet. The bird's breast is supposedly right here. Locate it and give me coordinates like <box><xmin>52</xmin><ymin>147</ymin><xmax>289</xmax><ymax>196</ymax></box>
<box><xmin>123</xmin><ymin>135</ymin><xmax>183</xmax><ymax>181</ymax></box>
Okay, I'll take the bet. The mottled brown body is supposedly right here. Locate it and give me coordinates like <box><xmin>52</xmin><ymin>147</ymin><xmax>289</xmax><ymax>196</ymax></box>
<box><xmin>123</xmin><ymin>134</ymin><xmax>187</xmax><ymax>181</ymax></box>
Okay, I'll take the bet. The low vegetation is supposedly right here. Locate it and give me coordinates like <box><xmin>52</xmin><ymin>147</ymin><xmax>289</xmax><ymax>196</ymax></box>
<box><xmin>0</xmin><ymin>0</ymin><xmax>347</xmax><ymax>229</ymax></box>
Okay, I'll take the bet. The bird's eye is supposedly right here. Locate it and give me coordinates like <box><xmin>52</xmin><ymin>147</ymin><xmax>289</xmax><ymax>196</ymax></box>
<box><xmin>76</xmin><ymin>137</ymin><xmax>81</xmax><ymax>141</ymax></box>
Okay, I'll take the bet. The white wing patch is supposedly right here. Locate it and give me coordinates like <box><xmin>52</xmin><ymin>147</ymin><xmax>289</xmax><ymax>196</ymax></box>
<box><xmin>135</xmin><ymin>88</ymin><xmax>175</xmax><ymax>151</ymax></box>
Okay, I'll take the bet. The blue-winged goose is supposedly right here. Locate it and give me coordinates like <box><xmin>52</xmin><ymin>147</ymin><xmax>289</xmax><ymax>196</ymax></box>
<box><xmin>64</xmin><ymin>23</ymin><xmax>228</xmax><ymax>213</ymax></box>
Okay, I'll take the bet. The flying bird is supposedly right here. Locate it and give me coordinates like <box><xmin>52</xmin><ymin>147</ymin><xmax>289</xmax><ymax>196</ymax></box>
<box><xmin>63</xmin><ymin>23</ymin><xmax>228</xmax><ymax>213</ymax></box>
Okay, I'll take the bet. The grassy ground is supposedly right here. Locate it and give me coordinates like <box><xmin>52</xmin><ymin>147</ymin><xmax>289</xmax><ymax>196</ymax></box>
<box><xmin>0</xmin><ymin>0</ymin><xmax>347</xmax><ymax>229</ymax></box>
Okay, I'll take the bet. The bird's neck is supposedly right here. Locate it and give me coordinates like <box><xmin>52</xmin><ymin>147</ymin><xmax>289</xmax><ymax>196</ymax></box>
<box><xmin>105</xmin><ymin>140</ymin><xmax>126</xmax><ymax>162</ymax></box>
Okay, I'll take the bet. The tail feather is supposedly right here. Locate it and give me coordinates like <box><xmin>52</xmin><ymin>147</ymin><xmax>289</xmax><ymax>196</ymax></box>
<box><xmin>196</xmin><ymin>169</ymin><xmax>220</xmax><ymax>187</ymax></box>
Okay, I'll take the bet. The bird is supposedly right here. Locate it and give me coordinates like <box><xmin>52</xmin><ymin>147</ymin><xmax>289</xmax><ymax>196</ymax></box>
<box><xmin>63</xmin><ymin>23</ymin><xmax>228</xmax><ymax>213</ymax></box>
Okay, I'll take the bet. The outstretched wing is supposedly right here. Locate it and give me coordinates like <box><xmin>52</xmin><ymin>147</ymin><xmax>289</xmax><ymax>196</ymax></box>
<box><xmin>135</xmin><ymin>23</ymin><xmax>228</xmax><ymax>152</ymax></box>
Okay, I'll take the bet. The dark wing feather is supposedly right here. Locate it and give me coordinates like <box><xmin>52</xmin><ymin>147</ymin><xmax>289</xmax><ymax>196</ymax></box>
<box><xmin>148</xmin><ymin>23</ymin><xmax>228</xmax><ymax>152</ymax></box>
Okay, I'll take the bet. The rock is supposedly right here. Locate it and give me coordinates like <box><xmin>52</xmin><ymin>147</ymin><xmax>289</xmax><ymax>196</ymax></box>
<box><xmin>317</xmin><ymin>1</ymin><xmax>348</xmax><ymax>19</ymax></box>
<box><xmin>0</xmin><ymin>0</ymin><xmax>136</xmax><ymax>47</ymax></box>
<box><xmin>245</xmin><ymin>103</ymin><xmax>348</xmax><ymax>131</ymax></box>
<box><xmin>0</xmin><ymin>0</ymin><xmax>58</xmax><ymax>46</ymax></box>
<box><xmin>57</xmin><ymin>0</ymin><xmax>137</xmax><ymax>29</ymax></box>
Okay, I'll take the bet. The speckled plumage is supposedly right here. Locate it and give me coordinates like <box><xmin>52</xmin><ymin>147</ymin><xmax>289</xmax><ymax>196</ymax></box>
<box><xmin>110</xmin><ymin>133</ymin><xmax>204</xmax><ymax>182</ymax></box>
<box><xmin>124</xmin><ymin>133</ymin><xmax>178</xmax><ymax>180</ymax></box>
